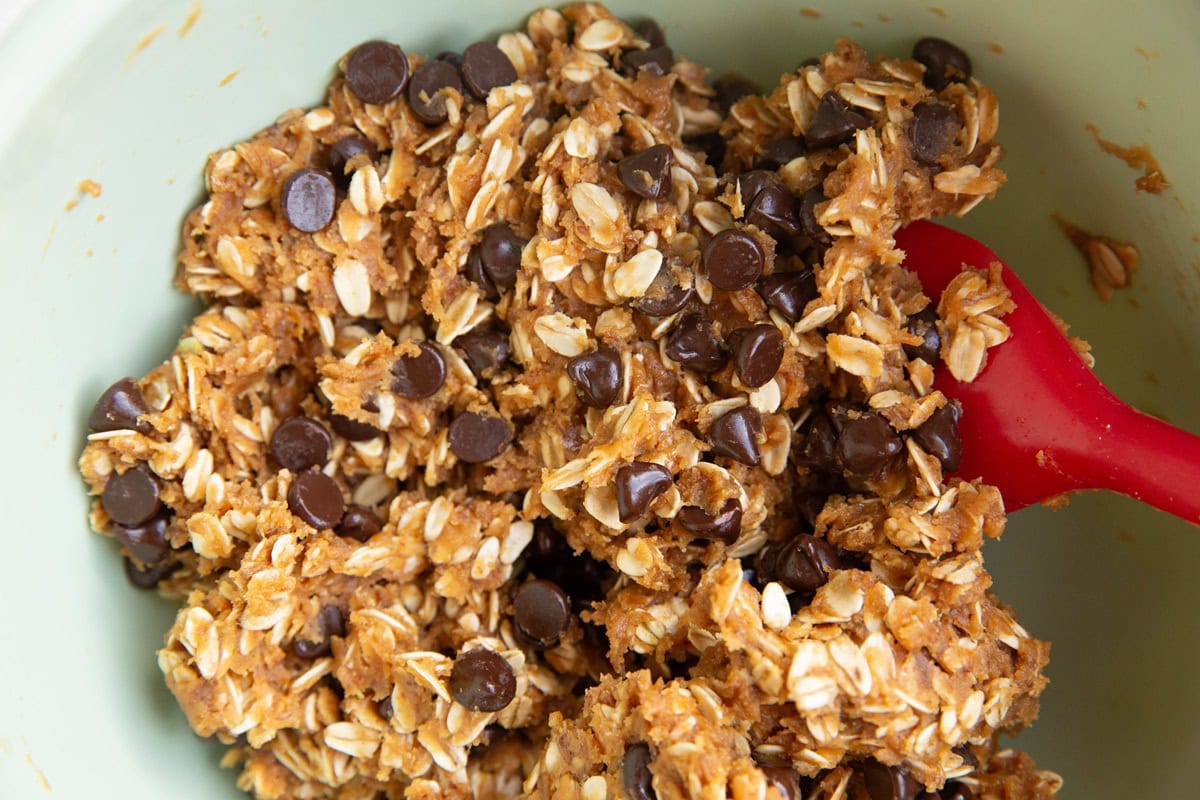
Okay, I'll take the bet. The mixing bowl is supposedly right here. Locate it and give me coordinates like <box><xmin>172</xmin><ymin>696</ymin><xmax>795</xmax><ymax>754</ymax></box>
<box><xmin>1</xmin><ymin>1</ymin><xmax>1197</xmax><ymax>798</ymax></box>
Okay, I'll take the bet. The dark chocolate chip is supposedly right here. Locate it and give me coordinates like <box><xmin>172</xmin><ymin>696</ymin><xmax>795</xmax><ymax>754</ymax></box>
<box><xmin>775</xmin><ymin>533</ymin><xmax>841</xmax><ymax>593</ymax></box>
<box><xmin>941</xmin><ymin>782</ymin><xmax>974</xmax><ymax>800</ymax></box>
<box><xmin>461</xmin><ymin>42</ymin><xmax>517</xmax><ymax>99</ymax></box>
<box><xmin>449</xmin><ymin>648</ymin><xmax>516</xmax><ymax>712</ymax></box>
<box><xmin>456</xmin><ymin>330</ymin><xmax>512</xmax><ymax>378</ymax></box>
<box><xmin>704</xmin><ymin>229</ymin><xmax>765</xmax><ymax>290</ymax></box>
<box><xmin>292</xmin><ymin>606</ymin><xmax>346</xmax><ymax>659</ymax></box>
<box><xmin>448</xmin><ymin>412</ymin><xmax>513</xmax><ymax>463</ymax></box>
<box><xmin>114</xmin><ymin>511</ymin><xmax>171</xmax><ymax>565</ymax></box>
<box><xmin>903</xmin><ymin>307</ymin><xmax>941</xmax><ymax>363</ymax></box>
<box><xmin>408</xmin><ymin>59</ymin><xmax>463</xmax><ymax>126</ymax></box>
<box><xmin>913</xmin><ymin>37</ymin><xmax>972</xmax><ymax>92</ymax></box>
<box><xmin>863</xmin><ymin>761</ymin><xmax>921</xmax><ymax>800</ymax></box>
<box><xmin>623</xmin><ymin>46</ymin><xmax>674</xmax><ymax>76</ymax></box>
<box><xmin>758</xmin><ymin>268</ymin><xmax>817</xmax><ymax>323</ymax></box>
<box><xmin>321</xmin><ymin>605</ymin><xmax>347</xmax><ymax>638</ymax></box>
<box><xmin>567</xmin><ymin>346</ymin><xmax>623</xmax><ymax>408</ymax></box>
<box><xmin>513</xmin><ymin>578</ymin><xmax>572</xmax><ymax>646</ymax></box>
<box><xmin>391</xmin><ymin>342</ymin><xmax>447</xmax><ymax>399</ymax></box>
<box><xmin>837</xmin><ymin>412</ymin><xmax>903</xmax><ymax>477</ymax></box>
<box><xmin>525</xmin><ymin>522</ymin><xmax>613</xmax><ymax>607</ymax></box>
<box><xmin>800</xmin><ymin>411</ymin><xmax>839</xmax><ymax>472</ymax></box>
<box><xmin>123</xmin><ymin>556</ymin><xmax>177</xmax><ymax>590</ymax></box>
<box><xmin>478</xmin><ymin>224</ymin><xmax>526</xmax><ymax>291</ymax></box>
<box><xmin>805</xmin><ymin>92</ymin><xmax>872</xmax><ymax>149</ymax></box>
<box><xmin>618</xmin><ymin>144</ymin><xmax>673</xmax><ymax>200</ymax></box>
<box><xmin>731</xmin><ymin>323</ymin><xmax>785</xmax><ymax>388</ymax></box>
<box><xmin>631</xmin><ymin>269</ymin><xmax>693</xmax><ymax>317</ymax></box>
<box><xmin>290</xmin><ymin>638</ymin><xmax>327</xmax><ymax>659</ymax></box>
<box><xmin>436</xmin><ymin>51</ymin><xmax>464</xmax><ymax>68</ymax></box>
<box><xmin>909</xmin><ymin>102</ymin><xmax>961</xmax><ymax>164</ymax></box>
<box><xmin>465</xmin><ymin>248</ymin><xmax>500</xmax><ymax>300</ymax></box>
<box><xmin>328</xmin><ymin>412</ymin><xmax>382</xmax><ymax>441</ymax></box>
<box><xmin>287</xmin><ymin>470</ymin><xmax>346</xmax><ymax>530</ymax></box>
<box><xmin>615</xmin><ymin>462</ymin><xmax>673</xmax><ymax>522</ymax></box>
<box><xmin>757</xmin><ymin>136</ymin><xmax>808</xmax><ymax>170</ymax></box>
<box><xmin>799</xmin><ymin>188</ymin><xmax>832</xmax><ymax>247</ymax></box>
<box><xmin>911</xmin><ymin>401</ymin><xmax>962</xmax><ymax>472</ymax></box>
<box><xmin>326</xmin><ymin>134</ymin><xmax>378</xmax><ymax>186</ymax></box>
<box><xmin>636</xmin><ymin>19</ymin><xmax>666</xmax><ymax>47</ymax></box>
<box><xmin>678</xmin><ymin>498</ymin><xmax>742</xmax><ymax>543</ymax></box>
<box><xmin>345</xmin><ymin>40</ymin><xmax>410</xmax><ymax>105</ymax></box>
<box><xmin>744</xmin><ymin>179</ymin><xmax>801</xmax><ymax>238</ymax></box>
<box><xmin>665</xmin><ymin>313</ymin><xmax>727</xmax><ymax>374</ymax></box>
<box><xmin>280</xmin><ymin>168</ymin><xmax>336</xmax><ymax>233</ymax></box>
<box><xmin>102</xmin><ymin>465</ymin><xmax>162</xmax><ymax>527</ymax></box>
<box><xmin>688</xmin><ymin>132</ymin><xmax>726</xmax><ymax>169</ymax></box>
<box><xmin>622</xmin><ymin>743</ymin><xmax>656</xmax><ymax>800</ymax></box>
<box><xmin>88</xmin><ymin>377</ymin><xmax>152</xmax><ymax>434</ymax></box>
<box><xmin>337</xmin><ymin>504</ymin><xmax>383</xmax><ymax>542</ymax></box>
<box><xmin>713</xmin><ymin>73</ymin><xmax>760</xmax><ymax>113</ymax></box>
<box><xmin>269</xmin><ymin>416</ymin><xmax>332</xmax><ymax>471</ymax></box>
<box><xmin>762</xmin><ymin>766</ymin><xmax>805</xmax><ymax>800</ymax></box>
<box><xmin>709</xmin><ymin>406</ymin><xmax>763</xmax><ymax>466</ymax></box>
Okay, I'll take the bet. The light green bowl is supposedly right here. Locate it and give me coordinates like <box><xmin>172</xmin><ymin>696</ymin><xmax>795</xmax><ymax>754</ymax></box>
<box><xmin>1</xmin><ymin>1</ymin><xmax>1197</xmax><ymax>798</ymax></box>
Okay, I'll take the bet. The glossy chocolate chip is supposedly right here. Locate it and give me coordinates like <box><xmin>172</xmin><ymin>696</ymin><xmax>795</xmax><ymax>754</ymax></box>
<box><xmin>448</xmin><ymin>412</ymin><xmax>513</xmax><ymax>463</ymax></box>
<box><xmin>911</xmin><ymin>401</ymin><xmax>962</xmax><ymax>472</ymax></box>
<box><xmin>465</xmin><ymin>248</ymin><xmax>499</xmax><ymax>299</ymax></box>
<box><xmin>758</xmin><ymin>136</ymin><xmax>808</xmax><ymax>170</ymax></box>
<box><xmin>805</xmin><ymin>91</ymin><xmax>872</xmax><ymax>149</ymax></box>
<box><xmin>709</xmin><ymin>406</ymin><xmax>763</xmax><ymax>466</ymax></box>
<box><xmin>863</xmin><ymin>761</ymin><xmax>921</xmax><ymax>800</ymax></box>
<box><xmin>123</xmin><ymin>556</ymin><xmax>177</xmax><ymax>590</ymax></box>
<box><xmin>631</xmin><ymin>269</ymin><xmax>693</xmax><ymax>316</ymax></box>
<box><xmin>762</xmin><ymin>767</ymin><xmax>805</xmax><ymax>800</ymax></box>
<box><xmin>345</xmin><ymin>41</ymin><xmax>410</xmax><ymax>104</ymax></box>
<box><xmin>744</xmin><ymin>180</ymin><xmax>800</xmax><ymax>239</ymax></box>
<box><xmin>909</xmin><ymin>102</ymin><xmax>961</xmax><ymax>164</ymax></box>
<box><xmin>287</xmin><ymin>470</ymin><xmax>346</xmax><ymax>530</ymax></box>
<box><xmin>622</xmin><ymin>743</ymin><xmax>656</xmax><ymax>800</ymax></box>
<box><xmin>478</xmin><ymin>224</ymin><xmax>526</xmax><ymax>291</ymax></box>
<box><xmin>450</xmin><ymin>648</ymin><xmax>516</xmax><ymax>711</ymax></box>
<box><xmin>713</xmin><ymin>73</ymin><xmax>760</xmax><ymax>113</ymax></box>
<box><xmin>567</xmin><ymin>346</ymin><xmax>623</xmax><ymax>408</ymax></box>
<box><xmin>636</xmin><ymin>19</ymin><xmax>666</xmax><ymax>47</ymax></box>
<box><xmin>704</xmin><ymin>229</ymin><xmax>765</xmax><ymax>290</ymax></box>
<box><xmin>513</xmin><ymin>579</ymin><xmax>572</xmax><ymax>646</ymax></box>
<box><xmin>102</xmin><ymin>465</ymin><xmax>162</xmax><ymax>527</ymax></box>
<box><xmin>732</xmin><ymin>324</ymin><xmax>785</xmax><ymax>387</ymax></box>
<box><xmin>913</xmin><ymin>37</ymin><xmax>972</xmax><ymax>91</ymax></box>
<box><xmin>328</xmin><ymin>412</ymin><xmax>382</xmax><ymax>441</ymax></box>
<box><xmin>665</xmin><ymin>313</ymin><xmax>727</xmax><ymax>374</ymax></box>
<box><xmin>114</xmin><ymin>511</ymin><xmax>171</xmax><ymax>564</ymax></box>
<box><xmin>903</xmin><ymin>307</ymin><xmax>941</xmax><ymax>363</ymax></box>
<box><xmin>623</xmin><ymin>46</ymin><xmax>674</xmax><ymax>76</ymax></box>
<box><xmin>618</xmin><ymin>144</ymin><xmax>673</xmax><ymax>200</ymax></box>
<box><xmin>678</xmin><ymin>498</ymin><xmax>742</xmax><ymax>543</ymax></box>
<box><xmin>799</xmin><ymin>411</ymin><xmax>838</xmax><ymax>473</ymax></box>
<box><xmin>758</xmin><ymin>269</ymin><xmax>817</xmax><ymax>323</ymax></box>
<box><xmin>327</xmin><ymin>134</ymin><xmax>378</xmax><ymax>185</ymax></box>
<box><xmin>408</xmin><ymin>59</ymin><xmax>463</xmax><ymax>126</ymax></box>
<box><xmin>337</xmin><ymin>504</ymin><xmax>383</xmax><ymax>542</ymax></box>
<box><xmin>615</xmin><ymin>462</ymin><xmax>673</xmax><ymax>522</ymax></box>
<box><xmin>940</xmin><ymin>782</ymin><xmax>974</xmax><ymax>800</ymax></box>
<box><xmin>292</xmin><ymin>606</ymin><xmax>346</xmax><ymax>658</ymax></box>
<box><xmin>391</xmin><ymin>342</ymin><xmax>447</xmax><ymax>399</ymax></box>
<box><xmin>280</xmin><ymin>168</ymin><xmax>336</xmax><ymax>233</ymax></box>
<box><xmin>88</xmin><ymin>377</ymin><xmax>152</xmax><ymax>434</ymax></box>
<box><xmin>461</xmin><ymin>42</ymin><xmax>517</xmax><ymax>99</ymax></box>
<box><xmin>837</xmin><ymin>412</ymin><xmax>903</xmax><ymax>477</ymax></box>
<box><xmin>270</xmin><ymin>416</ymin><xmax>332</xmax><ymax>471</ymax></box>
<box><xmin>775</xmin><ymin>533</ymin><xmax>841</xmax><ymax>593</ymax></box>
<box><xmin>799</xmin><ymin>188</ymin><xmax>832</xmax><ymax>248</ymax></box>
<box><xmin>457</xmin><ymin>330</ymin><xmax>512</xmax><ymax>378</ymax></box>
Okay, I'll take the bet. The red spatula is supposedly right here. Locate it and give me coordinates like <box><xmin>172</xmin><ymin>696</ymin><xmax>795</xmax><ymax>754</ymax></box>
<box><xmin>895</xmin><ymin>220</ymin><xmax>1200</xmax><ymax>524</ymax></box>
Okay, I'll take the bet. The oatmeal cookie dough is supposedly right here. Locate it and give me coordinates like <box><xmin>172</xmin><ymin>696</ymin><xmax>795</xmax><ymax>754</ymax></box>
<box><xmin>80</xmin><ymin>5</ymin><xmax>1058</xmax><ymax>799</ymax></box>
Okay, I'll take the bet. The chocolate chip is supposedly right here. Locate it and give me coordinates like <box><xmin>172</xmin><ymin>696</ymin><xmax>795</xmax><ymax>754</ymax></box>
<box><xmin>623</xmin><ymin>46</ymin><xmax>674</xmax><ymax>76</ymax></box>
<box><xmin>326</xmin><ymin>134</ymin><xmax>378</xmax><ymax>186</ymax></box>
<box><xmin>525</xmin><ymin>522</ymin><xmax>614</xmax><ymax>608</ymax></box>
<box><xmin>287</xmin><ymin>470</ymin><xmax>346</xmax><ymax>530</ymax></box>
<box><xmin>775</xmin><ymin>533</ymin><xmax>841</xmax><ymax>593</ymax></box>
<box><xmin>903</xmin><ymin>307</ymin><xmax>941</xmax><ymax>363</ymax></box>
<box><xmin>678</xmin><ymin>498</ymin><xmax>742</xmax><ymax>543</ymax></box>
<box><xmin>713</xmin><ymin>73</ymin><xmax>760</xmax><ymax>113</ymax></box>
<box><xmin>709</xmin><ymin>406</ymin><xmax>763</xmax><ymax>466</ymax></box>
<box><xmin>911</xmin><ymin>401</ymin><xmax>962</xmax><ymax>472</ymax></box>
<box><xmin>478</xmin><ymin>224</ymin><xmax>526</xmax><ymax>291</ymax></box>
<box><xmin>328</xmin><ymin>412</ymin><xmax>382</xmax><ymax>441</ymax></box>
<box><xmin>913</xmin><ymin>37</ymin><xmax>972</xmax><ymax>91</ymax></box>
<box><xmin>337</xmin><ymin>504</ymin><xmax>383</xmax><ymax>542</ymax></box>
<box><xmin>465</xmin><ymin>248</ymin><xmax>499</xmax><ymax>299</ymax></box>
<box><xmin>799</xmin><ymin>411</ymin><xmax>839</xmax><ymax>473</ymax></box>
<box><xmin>622</xmin><ymin>743</ymin><xmax>656</xmax><ymax>800</ymax></box>
<box><xmin>457</xmin><ymin>330</ymin><xmax>512</xmax><ymax>378</ymax></box>
<box><xmin>757</xmin><ymin>136</ymin><xmax>808</xmax><ymax>170</ymax></box>
<box><xmin>280</xmin><ymin>168</ymin><xmax>336</xmax><ymax>232</ymax></box>
<box><xmin>688</xmin><ymin>132</ymin><xmax>726</xmax><ymax>170</ymax></box>
<box><xmin>292</xmin><ymin>606</ymin><xmax>346</xmax><ymax>658</ymax></box>
<box><xmin>941</xmin><ymin>782</ymin><xmax>974</xmax><ymax>800</ymax></box>
<box><xmin>805</xmin><ymin>91</ymin><xmax>872</xmax><ymax>149</ymax></box>
<box><xmin>758</xmin><ymin>269</ymin><xmax>817</xmax><ymax>323</ymax></box>
<box><xmin>863</xmin><ymin>761</ymin><xmax>921</xmax><ymax>800</ymax></box>
<box><xmin>269</xmin><ymin>416</ymin><xmax>332</xmax><ymax>471</ymax></box>
<box><xmin>513</xmin><ymin>578</ymin><xmax>572</xmax><ymax>646</ymax></box>
<box><xmin>631</xmin><ymin>269</ymin><xmax>693</xmax><ymax>317</ymax></box>
<box><xmin>345</xmin><ymin>40</ymin><xmax>410</xmax><ymax>105</ymax></box>
<box><xmin>762</xmin><ymin>767</ymin><xmax>805</xmax><ymax>800</ymax></box>
<box><xmin>449</xmin><ymin>648</ymin><xmax>516</xmax><ymax>712</ymax></box>
<box><xmin>391</xmin><ymin>342</ymin><xmax>446</xmax><ymax>399</ymax></box>
<box><xmin>799</xmin><ymin>188</ymin><xmax>832</xmax><ymax>247</ymax></box>
<box><xmin>744</xmin><ymin>180</ymin><xmax>801</xmax><ymax>239</ymax></box>
<box><xmin>704</xmin><ymin>229</ymin><xmax>765</xmax><ymax>290</ymax></box>
<box><xmin>837</xmin><ymin>412</ymin><xmax>903</xmax><ymax>477</ymax></box>
<box><xmin>636</xmin><ymin>19</ymin><xmax>666</xmax><ymax>47</ymax></box>
<box><xmin>618</xmin><ymin>144</ymin><xmax>673</xmax><ymax>200</ymax></box>
<box><xmin>123</xmin><ymin>556</ymin><xmax>177</xmax><ymax>590</ymax></box>
<box><xmin>102</xmin><ymin>466</ymin><xmax>162</xmax><ymax>527</ymax></box>
<box><xmin>461</xmin><ymin>42</ymin><xmax>517</xmax><ymax>99</ymax></box>
<box><xmin>448</xmin><ymin>412</ymin><xmax>513</xmax><ymax>463</ymax></box>
<box><xmin>114</xmin><ymin>511</ymin><xmax>171</xmax><ymax>564</ymax></box>
<box><xmin>88</xmin><ymin>377</ymin><xmax>152</xmax><ymax>434</ymax></box>
<box><xmin>436</xmin><ymin>51</ymin><xmax>464</xmax><ymax>68</ymax></box>
<box><xmin>732</xmin><ymin>324</ymin><xmax>785</xmax><ymax>387</ymax></box>
<box><xmin>665</xmin><ymin>313</ymin><xmax>727</xmax><ymax>374</ymax></box>
<box><xmin>909</xmin><ymin>102</ymin><xmax>961</xmax><ymax>164</ymax></box>
<box><xmin>408</xmin><ymin>59</ymin><xmax>463</xmax><ymax>126</ymax></box>
<box><xmin>567</xmin><ymin>346</ymin><xmax>623</xmax><ymax>408</ymax></box>
<box><xmin>615</xmin><ymin>462</ymin><xmax>673</xmax><ymax>522</ymax></box>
